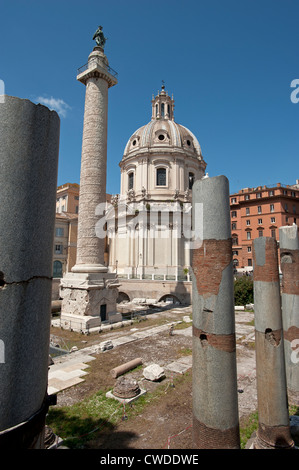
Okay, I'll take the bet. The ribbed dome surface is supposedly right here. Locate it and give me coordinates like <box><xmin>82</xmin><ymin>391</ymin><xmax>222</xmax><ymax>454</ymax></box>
<box><xmin>123</xmin><ymin>119</ymin><xmax>203</xmax><ymax>160</ymax></box>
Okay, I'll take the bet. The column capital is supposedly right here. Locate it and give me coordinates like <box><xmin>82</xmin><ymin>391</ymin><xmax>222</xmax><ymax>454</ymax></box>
<box><xmin>77</xmin><ymin>48</ymin><xmax>118</xmax><ymax>88</ymax></box>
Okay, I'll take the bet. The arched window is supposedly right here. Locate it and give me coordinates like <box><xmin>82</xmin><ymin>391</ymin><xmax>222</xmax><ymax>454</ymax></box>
<box><xmin>53</xmin><ymin>260</ymin><xmax>63</xmax><ymax>278</ymax></box>
<box><xmin>156</xmin><ymin>167</ymin><xmax>167</xmax><ymax>186</ymax></box>
<box><xmin>161</xmin><ymin>103</ymin><xmax>165</xmax><ymax>117</ymax></box>
<box><xmin>189</xmin><ymin>172</ymin><xmax>195</xmax><ymax>190</ymax></box>
<box><xmin>128</xmin><ymin>172</ymin><xmax>134</xmax><ymax>190</ymax></box>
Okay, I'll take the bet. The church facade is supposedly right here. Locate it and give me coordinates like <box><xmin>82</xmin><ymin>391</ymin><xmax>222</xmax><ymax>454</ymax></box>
<box><xmin>105</xmin><ymin>86</ymin><xmax>207</xmax><ymax>304</ymax></box>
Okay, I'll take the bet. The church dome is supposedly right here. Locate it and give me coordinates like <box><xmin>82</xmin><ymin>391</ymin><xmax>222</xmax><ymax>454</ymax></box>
<box><xmin>123</xmin><ymin>119</ymin><xmax>203</xmax><ymax>160</ymax></box>
<box><xmin>119</xmin><ymin>86</ymin><xmax>206</xmax><ymax>201</ymax></box>
<box><xmin>122</xmin><ymin>86</ymin><xmax>203</xmax><ymax>162</ymax></box>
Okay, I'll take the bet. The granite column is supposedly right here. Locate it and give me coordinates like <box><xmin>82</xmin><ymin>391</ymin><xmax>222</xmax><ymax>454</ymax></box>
<box><xmin>0</xmin><ymin>96</ymin><xmax>60</xmax><ymax>448</ymax></box>
<box><xmin>279</xmin><ymin>225</ymin><xmax>299</xmax><ymax>406</ymax></box>
<box><xmin>191</xmin><ymin>175</ymin><xmax>240</xmax><ymax>449</ymax></box>
<box><xmin>253</xmin><ymin>237</ymin><xmax>294</xmax><ymax>449</ymax></box>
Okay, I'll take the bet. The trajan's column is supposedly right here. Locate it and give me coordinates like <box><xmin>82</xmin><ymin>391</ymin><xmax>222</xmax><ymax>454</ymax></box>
<box><xmin>60</xmin><ymin>26</ymin><xmax>119</xmax><ymax>331</ymax></box>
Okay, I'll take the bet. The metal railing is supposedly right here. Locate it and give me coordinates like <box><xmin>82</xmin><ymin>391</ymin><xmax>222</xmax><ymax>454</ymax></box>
<box><xmin>77</xmin><ymin>58</ymin><xmax>118</xmax><ymax>79</ymax></box>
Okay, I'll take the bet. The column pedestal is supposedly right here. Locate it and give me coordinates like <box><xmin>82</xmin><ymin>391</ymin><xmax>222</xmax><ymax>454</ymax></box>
<box><xmin>60</xmin><ymin>271</ymin><xmax>120</xmax><ymax>332</ymax></box>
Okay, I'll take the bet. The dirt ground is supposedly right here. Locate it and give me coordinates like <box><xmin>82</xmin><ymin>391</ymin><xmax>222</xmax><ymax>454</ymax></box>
<box><xmin>49</xmin><ymin>307</ymin><xmax>257</xmax><ymax>449</ymax></box>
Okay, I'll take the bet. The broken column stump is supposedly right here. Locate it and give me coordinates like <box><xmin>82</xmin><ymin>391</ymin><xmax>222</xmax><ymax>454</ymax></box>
<box><xmin>113</xmin><ymin>376</ymin><xmax>141</xmax><ymax>399</ymax></box>
<box><xmin>279</xmin><ymin>225</ymin><xmax>299</xmax><ymax>406</ymax></box>
<box><xmin>253</xmin><ymin>237</ymin><xmax>294</xmax><ymax>449</ymax></box>
<box><xmin>191</xmin><ymin>175</ymin><xmax>240</xmax><ymax>449</ymax></box>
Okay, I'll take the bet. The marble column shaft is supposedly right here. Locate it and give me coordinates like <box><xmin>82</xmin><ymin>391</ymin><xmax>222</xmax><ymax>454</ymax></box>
<box><xmin>75</xmin><ymin>74</ymin><xmax>108</xmax><ymax>269</ymax></box>
<box><xmin>59</xmin><ymin>47</ymin><xmax>119</xmax><ymax>330</ymax></box>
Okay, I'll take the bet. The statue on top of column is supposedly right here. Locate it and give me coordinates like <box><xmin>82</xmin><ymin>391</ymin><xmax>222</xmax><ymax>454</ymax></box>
<box><xmin>93</xmin><ymin>25</ymin><xmax>107</xmax><ymax>48</ymax></box>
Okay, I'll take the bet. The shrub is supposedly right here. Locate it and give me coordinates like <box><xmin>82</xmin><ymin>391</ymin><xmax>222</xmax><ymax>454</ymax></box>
<box><xmin>234</xmin><ymin>277</ymin><xmax>254</xmax><ymax>306</ymax></box>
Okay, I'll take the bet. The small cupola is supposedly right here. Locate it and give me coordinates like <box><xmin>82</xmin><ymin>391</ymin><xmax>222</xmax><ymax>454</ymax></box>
<box><xmin>151</xmin><ymin>84</ymin><xmax>175</xmax><ymax>121</ymax></box>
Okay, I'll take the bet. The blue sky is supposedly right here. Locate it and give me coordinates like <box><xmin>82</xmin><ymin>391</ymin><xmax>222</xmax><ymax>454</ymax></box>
<box><xmin>1</xmin><ymin>0</ymin><xmax>298</xmax><ymax>195</ymax></box>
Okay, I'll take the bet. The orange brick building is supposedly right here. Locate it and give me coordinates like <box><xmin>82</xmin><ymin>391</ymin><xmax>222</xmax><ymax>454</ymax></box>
<box><xmin>230</xmin><ymin>181</ymin><xmax>299</xmax><ymax>272</ymax></box>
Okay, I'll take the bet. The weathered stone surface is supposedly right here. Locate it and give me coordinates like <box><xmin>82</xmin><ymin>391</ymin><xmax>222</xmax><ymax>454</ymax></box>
<box><xmin>113</xmin><ymin>376</ymin><xmax>140</xmax><ymax>399</ymax></box>
<box><xmin>143</xmin><ymin>364</ymin><xmax>165</xmax><ymax>381</ymax></box>
<box><xmin>279</xmin><ymin>225</ymin><xmax>299</xmax><ymax>405</ymax></box>
<box><xmin>99</xmin><ymin>340</ymin><xmax>113</xmax><ymax>352</ymax></box>
<box><xmin>110</xmin><ymin>358</ymin><xmax>143</xmax><ymax>378</ymax></box>
<box><xmin>108</xmin><ymin>313</ymin><xmax>123</xmax><ymax>323</ymax></box>
<box><xmin>59</xmin><ymin>47</ymin><xmax>119</xmax><ymax>331</ymax></box>
<box><xmin>253</xmin><ymin>236</ymin><xmax>294</xmax><ymax>449</ymax></box>
<box><xmin>75</xmin><ymin>74</ymin><xmax>108</xmax><ymax>268</ymax></box>
<box><xmin>0</xmin><ymin>96</ymin><xmax>60</xmax><ymax>440</ymax></box>
<box><xmin>60</xmin><ymin>272</ymin><xmax>119</xmax><ymax>318</ymax></box>
<box><xmin>183</xmin><ymin>316</ymin><xmax>192</xmax><ymax>323</ymax></box>
<box><xmin>75</xmin><ymin>47</ymin><xmax>116</xmax><ymax>269</ymax></box>
<box><xmin>191</xmin><ymin>175</ymin><xmax>240</xmax><ymax>449</ymax></box>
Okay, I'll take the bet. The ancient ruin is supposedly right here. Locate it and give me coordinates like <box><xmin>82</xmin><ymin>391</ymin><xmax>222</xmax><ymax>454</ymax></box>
<box><xmin>279</xmin><ymin>224</ymin><xmax>299</xmax><ymax>405</ymax></box>
<box><xmin>252</xmin><ymin>236</ymin><xmax>294</xmax><ymax>449</ymax></box>
<box><xmin>1</xmin><ymin>26</ymin><xmax>298</xmax><ymax>451</ymax></box>
<box><xmin>60</xmin><ymin>31</ymin><xmax>119</xmax><ymax>331</ymax></box>
<box><xmin>191</xmin><ymin>175</ymin><xmax>240</xmax><ymax>449</ymax></box>
<box><xmin>0</xmin><ymin>96</ymin><xmax>60</xmax><ymax>448</ymax></box>
<box><xmin>113</xmin><ymin>376</ymin><xmax>141</xmax><ymax>400</ymax></box>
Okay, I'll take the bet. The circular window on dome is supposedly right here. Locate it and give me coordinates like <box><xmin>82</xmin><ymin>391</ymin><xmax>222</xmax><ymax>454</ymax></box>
<box><xmin>158</xmin><ymin>134</ymin><xmax>165</xmax><ymax>141</ymax></box>
<box><xmin>187</xmin><ymin>139</ymin><xmax>191</xmax><ymax>146</ymax></box>
<box><xmin>132</xmin><ymin>139</ymin><xmax>137</xmax><ymax>146</ymax></box>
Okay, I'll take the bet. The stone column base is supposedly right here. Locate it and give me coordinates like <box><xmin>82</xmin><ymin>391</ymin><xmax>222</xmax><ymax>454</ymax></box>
<box><xmin>253</xmin><ymin>425</ymin><xmax>295</xmax><ymax>449</ymax></box>
<box><xmin>59</xmin><ymin>271</ymin><xmax>120</xmax><ymax>332</ymax></box>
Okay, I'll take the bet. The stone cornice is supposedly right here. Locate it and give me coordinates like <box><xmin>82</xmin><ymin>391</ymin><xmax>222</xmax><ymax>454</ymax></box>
<box><xmin>120</xmin><ymin>148</ymin><xmax>205</xmax><ymax>166</ymax></box>
<box><xmin>77</xmin><ymin>68</ymin><xmax>117</xmax><ymax>88</ymax></box>
<box><xmin>77</xmin><ymin>56</ymin><xmax>118</xmax><ymax>88</ymax></box>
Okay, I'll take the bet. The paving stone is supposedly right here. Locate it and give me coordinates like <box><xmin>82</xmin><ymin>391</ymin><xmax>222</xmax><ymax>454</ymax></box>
<box><xmin>60</xmin><ymin>363</ymin><xmax>90</xmax><ymax>373</ymax></box>
<box><xmin>48</xmin><ymin>385</ymin><xmax>59</xmax><ymax>395</ymax></box>
<box><xmin>49</xmin><ymin>368</ymin><xmax>88</xmax><ymax>381</ymax></box>
<box><xmin>165</xmin><ymin>361</ymin><xmax>191</xmax><ymax>374</ymax></box>
<box><xmin>177</xmin><ymin>356</ymin><xmax>192</xmax><ymax>366</ymax></box>
<box><xmin>48</xmin><ymin>376</ymin><xmax>85</xmax><ymax>393</ymax></box>
<box><xmin>173</xmin><ymin>326</ymin><xmax>192</xmax><ymax>337</ymax></box>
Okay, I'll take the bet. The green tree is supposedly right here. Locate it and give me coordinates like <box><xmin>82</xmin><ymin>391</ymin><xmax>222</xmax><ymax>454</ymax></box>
<box><xmin>234</xmin><ymin>277</ymin><xmax>254</xmax><ymax>306</ymax></box>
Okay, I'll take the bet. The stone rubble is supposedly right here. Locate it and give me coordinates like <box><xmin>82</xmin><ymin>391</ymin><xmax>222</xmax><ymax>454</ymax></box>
<box><xmin>143</xmin><ymin>364</ymin><xmax>165</xmax><ymax>382</ymax></box>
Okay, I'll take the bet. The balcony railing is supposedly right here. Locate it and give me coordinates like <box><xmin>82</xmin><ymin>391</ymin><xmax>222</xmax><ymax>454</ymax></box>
<box><xmin>77</xmin><ymin>59</ymin><xmax>118</xmax><ymax>79</ymax></box>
